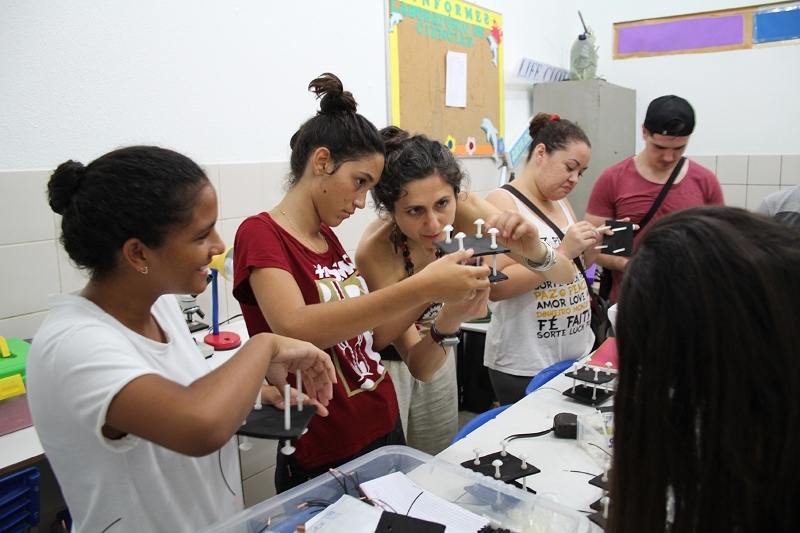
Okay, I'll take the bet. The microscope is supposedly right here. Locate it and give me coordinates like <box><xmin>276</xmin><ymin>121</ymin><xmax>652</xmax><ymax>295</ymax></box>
<box><xmin>178</xmin><ymin>294</ymin><xmax>208</xmax><ymax>333</ymax></box>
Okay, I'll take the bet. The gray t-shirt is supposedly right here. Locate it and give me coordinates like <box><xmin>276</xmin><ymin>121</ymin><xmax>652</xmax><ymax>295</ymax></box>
<box><xmin>756</xmin><ymin>185</ymin><xmax>800</xmax><ymax>230</ymax></box>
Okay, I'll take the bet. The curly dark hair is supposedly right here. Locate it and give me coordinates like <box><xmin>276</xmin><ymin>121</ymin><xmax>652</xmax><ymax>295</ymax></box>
<box><xmin>371</xmin><ymin>126</ymin><xmax>466</xmax><ymax>215</ymax></box>
<box><xmin>48</xmin><ymin>146</ymin><xmax>210</xmax><ymax>279</ymax></box>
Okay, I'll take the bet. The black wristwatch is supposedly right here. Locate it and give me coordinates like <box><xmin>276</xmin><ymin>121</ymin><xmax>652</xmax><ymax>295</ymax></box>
<box><xmin>430</xmin><ymin>321</ymin><xmax>462</xmax><ymax>347</ymax></box>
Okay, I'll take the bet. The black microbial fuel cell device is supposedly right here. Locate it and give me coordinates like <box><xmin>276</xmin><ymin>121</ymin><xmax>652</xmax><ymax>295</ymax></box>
<box><xmin>553</xmin><ymin>412</ymin><xmax>578</xmax><ymax>439</ymax></box>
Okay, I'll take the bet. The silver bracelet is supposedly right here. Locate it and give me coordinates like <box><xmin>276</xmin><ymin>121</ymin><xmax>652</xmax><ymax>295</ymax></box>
<box><xmin>524</xmin><ymin>241</ymin><xmax>557</xmax><ymax>271</ymax></box>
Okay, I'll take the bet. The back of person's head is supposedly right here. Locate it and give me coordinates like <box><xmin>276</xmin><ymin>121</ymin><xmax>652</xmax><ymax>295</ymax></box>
<box><xmin>48</xmin><ymin>146</ymin><xmax>210</xmax><ymax>280</ymax></box>
<box><xmin>288</xmin><ymin>73</ymin><xmax>384</xmax><ymax>185</ymax></box>
<box><xmin>371</xmin><ymin>126</ymin><xmax>465</xmax><ymax>214</ymax></box>
<box><xmin>526</xmin><ymin>112</ymin><xmax>590</xmax><ymax>162</ymax></box>
<box><xmin>609</xmin><ymin>206</ymin><xmax>800</xmax><ymax>533</ymax></box>
<box><xmin>643</xmin><ymin>95</ymin><xmax>695</xmax><ymax>137</ymax></box>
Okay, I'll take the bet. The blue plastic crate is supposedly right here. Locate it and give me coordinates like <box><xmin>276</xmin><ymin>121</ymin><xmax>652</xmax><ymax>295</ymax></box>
<box><xmin>0</xmin><ymin>467</ymin><xmax>40</xmax><ymax>533</ymax></box>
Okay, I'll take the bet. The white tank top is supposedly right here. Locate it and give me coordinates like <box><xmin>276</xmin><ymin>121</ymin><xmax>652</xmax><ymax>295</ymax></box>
<box><xmin>484</xmin><ymin>190</ymin><xmax>595</xmax><ymax>376</ymax></box>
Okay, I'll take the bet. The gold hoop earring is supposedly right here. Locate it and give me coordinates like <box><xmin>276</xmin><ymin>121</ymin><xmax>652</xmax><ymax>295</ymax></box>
<box><xmin>139</xmin><ymin>266</ymin><xmax>148</xmax><ymax>275</ymax></box>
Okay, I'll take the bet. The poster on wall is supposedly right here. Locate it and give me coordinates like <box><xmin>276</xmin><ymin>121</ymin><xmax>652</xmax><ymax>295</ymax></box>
<box><xmin>388</xmin><ymin>0</ymin><xmax>505</xmax><ymax>161</ymax></box>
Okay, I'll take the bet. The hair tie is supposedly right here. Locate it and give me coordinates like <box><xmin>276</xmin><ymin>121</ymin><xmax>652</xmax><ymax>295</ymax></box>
<box><xmin>550</xmin><ymin>114</ymin><xmax>560</xmax><ymax>121</ymax></box>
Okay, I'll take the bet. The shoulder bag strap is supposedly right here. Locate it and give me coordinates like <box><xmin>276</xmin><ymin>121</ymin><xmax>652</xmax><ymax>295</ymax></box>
<box><xmin>635</xmin><ymin>156</ymin><xmax>686</xmax><ymax>235</ymax></box>
<box><xmin>500</xmin><ymin>184</ymin><xmax>592</xmax><ymax>285</ymax></box>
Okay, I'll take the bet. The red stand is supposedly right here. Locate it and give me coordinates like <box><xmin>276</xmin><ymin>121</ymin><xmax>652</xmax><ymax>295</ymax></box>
<box><xmin>204</xmin><ymin>332</ymin><xmax>242</xmax><ymax>351</ymax></box>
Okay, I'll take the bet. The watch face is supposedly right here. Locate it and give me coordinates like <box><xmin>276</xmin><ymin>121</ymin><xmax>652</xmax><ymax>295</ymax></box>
<box><xmin>440</xmin><ymin>337</ymin><xmax>460</xmax><ymax>347</ymax></box>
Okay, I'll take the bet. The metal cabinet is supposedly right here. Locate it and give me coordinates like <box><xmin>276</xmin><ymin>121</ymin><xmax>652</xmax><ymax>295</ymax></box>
<box><xmin>531</xmin><ymin>79</ymin><xmax>636</xmax><ymax>219</ymax></box>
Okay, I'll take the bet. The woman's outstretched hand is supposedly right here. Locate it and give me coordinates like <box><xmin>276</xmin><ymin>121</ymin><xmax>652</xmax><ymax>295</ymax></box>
<box><xmin>263</xmin><ymin>334</ymin><xmax>336</xmax><ymax>408</ymax></box>
<box><xmin>259</xmin><ymin>384</ymin><xmax>330</xmax><ymax>417</ymax></box>
<box><xmin>484</xmin><ymin>211</ymin><xmax>546</xmax><ymax>260</ymax></box>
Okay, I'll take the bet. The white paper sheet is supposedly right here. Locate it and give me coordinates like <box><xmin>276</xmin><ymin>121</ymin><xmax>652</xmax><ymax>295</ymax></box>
<box><xmin>361</xmin><ymin>471</ymin><xmax>489</xmax><ymax>533</ymax></box>
<box><xmin>303</xmin><ymin>494</ymin><xmax>382</xmax><ymax>532</ymax></box>
<box><xmin>445</xmin><ymin>51</ymin><xmax>468</xmax><ymax>108</ymax></box>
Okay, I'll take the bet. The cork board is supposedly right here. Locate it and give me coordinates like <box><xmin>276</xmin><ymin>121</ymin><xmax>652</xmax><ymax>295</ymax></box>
<box><xmin>388</xmin><ymin>0</ymin><xmax>504</xmax><ymax>160</ymax></box>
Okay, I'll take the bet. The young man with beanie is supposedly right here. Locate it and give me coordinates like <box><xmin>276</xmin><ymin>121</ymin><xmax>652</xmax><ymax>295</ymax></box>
<box><xmin>585</xmin><ymin>95</ymin><xmax>724</xmax><ymax>302</ymax></box>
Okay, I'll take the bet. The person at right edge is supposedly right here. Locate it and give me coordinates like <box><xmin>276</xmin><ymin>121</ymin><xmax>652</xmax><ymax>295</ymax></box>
<box><xmin>585</xmin><ymin>95</ymin><xmax>724</xmax><ymax>303</ymax></box>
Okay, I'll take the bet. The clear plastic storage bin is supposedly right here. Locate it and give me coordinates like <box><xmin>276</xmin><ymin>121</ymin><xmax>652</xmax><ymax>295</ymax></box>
<box><xmin>199</xmin><ymin>445</ymin><xmax>590</xmax><ymax>533</ymax></box>
<box><xmin>577</xmin><ymin>410</ymin><xmax>614</xmax><ymax>467</ymax></box>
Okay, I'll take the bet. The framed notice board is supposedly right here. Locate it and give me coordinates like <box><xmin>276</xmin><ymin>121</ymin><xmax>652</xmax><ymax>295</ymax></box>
<box><xmin>388</xmin><ymin>0</ymin><xmax>504</xmax><ymax>160</ymax></box>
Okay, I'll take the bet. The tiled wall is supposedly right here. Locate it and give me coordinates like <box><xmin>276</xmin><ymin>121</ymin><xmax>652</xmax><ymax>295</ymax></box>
<box><xmin>1</xmin><ymin>153</ymin><xmax>797</xmax><ymax>507</ymax></box>
<box><xmin>0</xmin><ymin>157</ymin><xmax>503</xmax><ymax>340</ymax></box>
<box><xmin>2</xmin><ymin>154</ymin><xmax>798</xmax><ymax>338</ymax></box>
<box><xmin>689</xmin><ymin>155</ymin><xmax>800</xmax><ymax>209</ymax></box>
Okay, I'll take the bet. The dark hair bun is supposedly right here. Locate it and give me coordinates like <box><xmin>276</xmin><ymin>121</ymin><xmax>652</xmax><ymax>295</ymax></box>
<box><xmin>381</xmin><ymin>125</ymin><xmax>411</xmax><ymax>153</ymax></box>
<box><xmin>308</xmin><ymin>73</ymin><xmax>358</xmax><ymax>115</ymax></box>
<box><xmin>528</xmin><ymin>113</ymin><xmax>554</xmax><ymax>139</ymax></box>
<box><xmin>48</xmin><ymin>160</ymin><xmax>86</xmax><ymax>215</ymax></box>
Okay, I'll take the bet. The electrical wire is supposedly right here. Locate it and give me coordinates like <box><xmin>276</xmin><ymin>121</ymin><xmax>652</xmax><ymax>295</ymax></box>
<box><xmin>405</xmin><ymin>491</ymin><xmax>424</xmax><ymax>515</ymax></box>
<box><xmin>100</xmin><ymin>518</ymin><xmax>122</xmax><ymax>533</ymax></box>
<box><xmin>588</xmin><ymin>441</ymin><xmax>612</xmax><ymax>457</ymax></box>
<box><xmin>205</xmin><ymin>314</ymin><xmax>243</xmax><ymax>332</ymax></box>
<box><xmin>218</xmin><ymin>449</ymin><xmax>236</xmax><ymax>496</ymax></box>
<box><xmin>505</xmin><ymin>427</ymin><xmax>554</xmax><ymax>441</ymax></box>
<box><xmin>530</xmin><ymin>387</ymin><xmax>562</xmax><ymax>394</ymax></box>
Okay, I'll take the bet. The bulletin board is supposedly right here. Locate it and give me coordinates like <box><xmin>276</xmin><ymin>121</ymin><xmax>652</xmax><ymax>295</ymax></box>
<box><xmin>388</xmin><ymin>0</ymin><xmax>504</xmax><ymax>160</ymax></box>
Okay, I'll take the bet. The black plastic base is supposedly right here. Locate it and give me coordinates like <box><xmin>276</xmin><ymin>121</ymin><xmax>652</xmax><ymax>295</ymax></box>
<box><xmin>562</xmin><ymin>383</ymin><xmax>614</xmax><ymax>406</ymax></box>
<box><xmin>588</xmin><ymin>471</ymin><xmax>609</xmax><ymax>490</ymax></box>
<box><xmin>434</xmin><ymin>235</ymin><xmax>510</xmax><ymax>257</ymax></box>
<box><xmin>460</xmin><ymin>451</ymin><xmax>540</xmax><ymax>483</ymax></box>
<box><xmin>599</xmin><ymin>220</ymin><xmax>634</xmax><ymax>257</ymax></box>
<box><xmin>564</xmin><ymin>366</ymin><xmax>615</xmax><ymax>385</ymax></box>
<box><xmin>588</xmin><ymin>511</ymin><xmax>608</xmax><ymax>529</ymax></box>
<box><xmin>509</xmin><ymin>479</ymin><xmax>536</xmax><ymax>494</ymax></box>
<box><xmin>236</xmin><ymin>404</ymin><xmax>317</xmax><ymax>440</ymax></box>
<box><xmin>488</xmin><ymin>271</ymin><xmax>509</xmax><ymax>283</ymax></box>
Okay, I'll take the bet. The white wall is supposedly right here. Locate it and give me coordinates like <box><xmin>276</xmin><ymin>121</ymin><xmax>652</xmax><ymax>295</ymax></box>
<box><xmin>2</xmin><ymin>0</ymin><xmax>799</xmax><ymax>513</ymax></box>
<box><xmin>0</xmin><ymin>0</ymin><xmax>389</xmax><ymax>170</ymax></box>
<box><xmin>575</xmin><ymin>0</ymin><xmax>800</xmax><ymax>155</ymax></box>
<box><xmin>3</xmin><ymin>0</ymin><xmax>799</xmax><ymax>337</ymax></box>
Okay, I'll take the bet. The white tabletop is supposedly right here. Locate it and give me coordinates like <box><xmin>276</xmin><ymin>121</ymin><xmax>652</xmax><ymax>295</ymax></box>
<box><xmin>437</xmin><ymin>371</ymin><xmax>612</xmax><ymax>530</ymax></box>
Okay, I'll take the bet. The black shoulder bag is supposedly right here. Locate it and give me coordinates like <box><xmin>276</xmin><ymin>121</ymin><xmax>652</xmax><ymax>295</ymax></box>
<box><xmin>501</xmin><ymin>184</ymin><xmax>609</xmax><ymax>350</ymax></box>
<box><xmin>598</xmin><ymin>156</ymin><xmax>686</xmax><ymax>300</ymax></box>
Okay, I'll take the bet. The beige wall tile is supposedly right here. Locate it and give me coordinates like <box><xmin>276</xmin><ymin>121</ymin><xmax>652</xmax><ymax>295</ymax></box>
<box><xmin>242</xmin><ymin>466</ymin><xmax>276</xmax><ymax>509</ymax></box>
<box><xmin>0</xmin><ymin>311</ymin><xmax>47</xmax><ymax>340</ymax></box>
<box><xmin>200</xmin><ymin>164</ymin><xmax>222</xmax><ymax>212</ymax></box>
<box><xmin>781</xmin><ymin>155</ymin><xmax>800</xmax><ymax>186</ymax></box>
<box><xmin>746</xmin><ymin>185</ymin><xmax>780</xmax><ymax>210</ymax></box>
<box><xmin>747</xmin><ymin>155</ymin><xmax>781</xmax><ymax>186</ymax></box>
<box><xmin>263</xmin><ymin>161</ymin><xmax>289</xmax><ymax>209</ymax></box>
<box><xmin>0</xmin><ymin>170</ymin><xmax>55</xmax><ymax>246</ymax></box>
<box><xmin>238</xmin><ymin>436</ymin><xmax>278</xmax><ymax>480</ymax></box>
<box><xmin>716</xmin><ymin>155</ymin><xmax>748</xmax><ymax>184</ymax></box>
<box><xmin>0</xmin><ymin>241</ymin><xmax>61</xmax><ymax>319</ymax></box>
<box><xmin>332</xmin><ymin>207</ymin><xmax>380</xmax><ymax>255</ymax></box>
<box><xmin>219</xmin><ymin>163</ymin><xmax>265</xmax><ymax>220</ymax></box>
<box><xmin>721</xmin><ymin>184</ymin><xmax>747</xmax><ymax>209</ymax></box>
<box><xmin>221</xmin><ymin>217</ymin><xmax>245</xmax><ymax>248</ymax></box>
<box><xmin>688</xmin><ymin>156</ymin><xmax>716</xmax><ymax>174</ymax></box>
<box><xmin>56</xmin><ymin>240</ymin><xmax>90</xmax><ymax>294</ymax></box>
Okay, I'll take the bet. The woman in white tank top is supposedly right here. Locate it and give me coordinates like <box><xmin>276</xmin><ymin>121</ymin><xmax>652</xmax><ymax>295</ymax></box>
<box><xmin>483</xmin><ymin>113</ymin><xmax>608</xmax><ymax>405</ymax></box>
